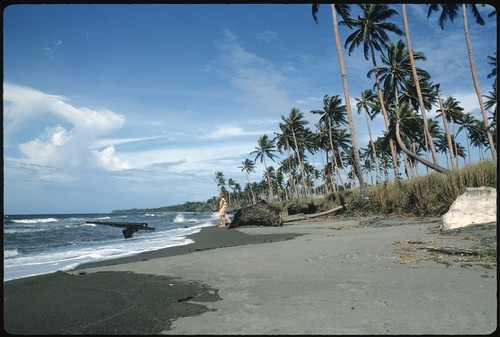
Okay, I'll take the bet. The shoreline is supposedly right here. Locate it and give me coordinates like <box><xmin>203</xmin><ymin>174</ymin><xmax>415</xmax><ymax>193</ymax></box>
<box><xmin>3</xmin><ymin>216</ymin><xmax>497</xmax><ymax>334</ymax></box>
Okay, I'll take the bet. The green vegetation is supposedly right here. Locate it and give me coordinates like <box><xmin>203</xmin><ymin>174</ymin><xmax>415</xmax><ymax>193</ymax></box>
<box><xmin>114</xmin><ymin>160</ymin><xmax>496</xmax><ymax>218</ymax></box>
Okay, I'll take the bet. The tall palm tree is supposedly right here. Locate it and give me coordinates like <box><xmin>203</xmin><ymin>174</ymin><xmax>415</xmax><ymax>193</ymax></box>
<box><xmin>281</xmin><ymin>108</ymin><xmax>309</xmax><ymax>197</ymax></box>
<box><xmin>401</xmin><ymin>4</ymin><xmax>440</xmax><ymax>167</ymax></box>
<box><xmin>427</xmin><ymin>4</ymin><xmax>496</xmax><ymax>160</ymax></box>
<box><xmin>355</xmin><ymin>89</ymin><xmax>381</xmax><ymax>184</ymax></box>
<box><xmin>311</xmin><ymin>94</ymin><xmax>347</xmax><ymax>191</ymax></box>
<box><xmin>312</xmin><ymin>3</ymin><xmax>367</xmax><ymax>198</ymax></box>
<box><xmin>457</xmin><ymin>112</ymin><xmax>477</xmax><ymax>165</ymax></box>
<box><xmin>434</xmin><ymin>85</ymin><xmax>457</xmax><ymax>169</ymax></box>
<box><xmin>436</xmin><ymin>94</ymin><xmax>465</xmax><ymax>168</ymax></box>
<box><xmin>238</xmin><ymin>159</ymin><xmax>256</xmax><ymax>204</ymax></box>
<box><xmin>342</xmin><ymin>3</ymin><xmax>404</xmax><ymax>179</ymax></box>
<box><xmin>469</xmin><ymin>120</ymin><xmax>488</xmax><ymax>161</ymax></box>
<box><xmin>250</xmin><ymin>134</ymin><xmax>278</xmax><ymax>202</ymax></box>
<box><xmin>375</xmin><ymin>38</ymin><xmax>430</xmax><ymax>114</ymax></box>
<box><xmin>275</xmin><ymin>129</ymin><xmax>299</xmax><ymax>199</ymax></box>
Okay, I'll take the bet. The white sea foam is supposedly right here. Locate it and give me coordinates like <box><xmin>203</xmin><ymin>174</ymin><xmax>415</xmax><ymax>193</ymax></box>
<box><xmin>4</xmin><ymin>249</ymin><xmax>19</xmax><ymax>258</ymax></box>
<box><xmin>11</xmin><ymin>217</ymin><xmax>58</xmax><ymax>224</ymax></box>
<box><xmin>3</xmin><ymin>218</ymin><xmax>215</xmax><ymax>282</ymax></box>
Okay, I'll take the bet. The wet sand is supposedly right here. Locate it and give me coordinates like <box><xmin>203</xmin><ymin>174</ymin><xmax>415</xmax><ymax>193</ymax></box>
<box><xmin>3</xmin><ymin>216</ymin><xmax>497</xmax><ymax>335</ymax></box>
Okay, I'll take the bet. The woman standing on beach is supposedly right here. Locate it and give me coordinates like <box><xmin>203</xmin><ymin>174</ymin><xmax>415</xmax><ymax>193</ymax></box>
<box><xmin>218</xmin><ymin>192</ymin><xmax>228</xmax><ymax>228</ymax></box>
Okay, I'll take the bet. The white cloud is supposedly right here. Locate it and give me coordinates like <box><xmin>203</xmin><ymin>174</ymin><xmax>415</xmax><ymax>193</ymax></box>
<box><xmin>3</xmin><ymin>82</ymin><xmax>126</xmax><ymax>170</ymax></box>
<box><xmin>92</xmin><ymin>145</ymin><xmax>132</xmax><ymax>171</ymax></box>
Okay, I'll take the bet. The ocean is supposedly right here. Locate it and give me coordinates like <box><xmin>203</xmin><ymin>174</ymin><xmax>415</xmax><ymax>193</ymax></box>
<box><xmin>3</xmin><ymin>211</ymin><xmax>220</xmax><ymax>282</ymax></box>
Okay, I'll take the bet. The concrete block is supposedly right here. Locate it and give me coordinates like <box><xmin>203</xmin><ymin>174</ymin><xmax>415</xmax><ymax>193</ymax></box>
<box><xmin>441</xmin><ymin>187</ymin><xmax>497</xmax><ymax>231</ymax></box>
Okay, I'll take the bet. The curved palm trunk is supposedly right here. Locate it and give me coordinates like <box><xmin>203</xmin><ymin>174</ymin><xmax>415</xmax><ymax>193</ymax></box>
<box><xmin>330</xmin><ymin>4</ymin><xmax>367</xmax><ymax>198</ymax></box>
<box><xmin>436</xmin><ymin>87</ymin><xmax>456</xmax><ymax>169</ymax></box>
<box><xmin>395</xmin><ymin>122</ymin><xmax>450</xmax><ymax>174</ymax></box>
<box><xmin>402</xmin><ymin>4</ymin><xmax>440</xmax><ymax>166</ymax></box>
<box><xmin>461</xmin><ymin>4</ymin><xmax>496</xmax><ymax>160</ymax></box>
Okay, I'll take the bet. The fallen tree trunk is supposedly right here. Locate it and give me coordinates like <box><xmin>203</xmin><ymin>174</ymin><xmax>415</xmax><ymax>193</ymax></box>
<box><xmin>283</xmin><ymin>205</ymin><xmax>345</xmax><ymax>223</ymax></box>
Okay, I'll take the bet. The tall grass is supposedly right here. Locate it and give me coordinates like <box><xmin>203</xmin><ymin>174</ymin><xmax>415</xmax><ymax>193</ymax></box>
<box><xmin>330</xmin><ymin>160</ymin><xmax>496</xmax><ymax>217</ymax></box>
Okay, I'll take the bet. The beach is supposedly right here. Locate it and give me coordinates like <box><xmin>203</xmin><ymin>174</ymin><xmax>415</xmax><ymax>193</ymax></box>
<box><xmin>3</xmin><ymin>216</ymin><xmax>497</xmax><ymax>335</ymax></box>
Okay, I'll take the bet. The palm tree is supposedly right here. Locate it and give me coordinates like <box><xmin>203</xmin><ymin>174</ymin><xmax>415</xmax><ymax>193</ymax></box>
<box><xmin>434</xmin><ymin>85</ymin><xmax>457</xmax><ymax>169</ymax></box>
<box><xmin>342</xmin><ymin>3</ymin><xmax>404</xmax><ymax>180</ymax></box>
<box><xmin>355</xmin><ymin>89</ymin><xmax>381</xmax><ymax>184</ymax></box>
<box><xmin>312</xmin><ymin>3</ymin><xmax>367</xmax><ymax>199</ymax></box>
<box><xmin>388</xmin><ymin>101</ymin><xmax>450</xmax><ymax>174</ymax></box>
<box><xmin>275</xmin><ymin>129</ymin><xmax>299</xmax><ymax>199</ymax></box>
<box><xmin>311</xmin><ymin>94</ymin><xmax>347</xmax><ymax>191</ymax></box>
<box><xmin>436</xmin><ymin>93</ymin><xmax>466</xmax><ymax>168</ymax></box>
<box><xmin>281</xmin><ymin>108</ymin><xmax>309</xmax><ymax>197</ymax></box>
<box><xmin>250</xmin><ymin>134</ymin><xmax>278</xmax><ymax>202</ymax></box>
<box><xmin>427</xmin><ymin>4</ymin><xmax>496</xmax><ymax>160</ymax></box>
<box><xmin>401</xmin><ymin>4</ymin><xmax>440</xmax><ymax>167</ymax></box>
<box><xmin>469</xmin><ymin>120</ymin><xmax>488</xmax><ymax>161</ymax></box>
<box><xmin>457</xmin><ymin>112</ymin><xmax>477</xmax><ymax>165</ymax></box>
<box><xmin>375</xmin><ymin>39</ymin><xmax>430</xmax><ymax>109</ymax></box>
<box><xmin>238</xmin><ymin>159</ymin><xmax>256</xmax><ymax>204</ymax></box>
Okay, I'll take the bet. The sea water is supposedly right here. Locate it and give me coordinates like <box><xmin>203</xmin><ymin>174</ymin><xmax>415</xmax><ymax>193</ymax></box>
<box><xmin>3</xmin><ymin>211</ymin><xmax>220</xmax><ymax>282</ymax></box>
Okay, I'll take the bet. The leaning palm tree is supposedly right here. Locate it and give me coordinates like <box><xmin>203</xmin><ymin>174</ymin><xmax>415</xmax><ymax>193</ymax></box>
<box><xmin>238</xmin><ymin>159</ymin><xmax>256</xmax><ymax>204</ymax></box>
<box><xmin>388</xmin><ymin>101</ymin><xmax>450</xmax><ymax>174</ymax></box>
<box><xmin>427</xmin><ymin>4</ymin><xmax>496</xmax><ymax>160</ymax></box>
<box><xmin>342</xmin><ymin>3</ymin><xmax>404</xmax><ymax>179</ymax></box>
<box><xmin>355</xmin><ymin>89</ymin><xmax>381</xmax><ymax>184</ymax></box>
<box><xmin>250</xmin><ymin>134</ymin><xmax>278</xmax><ymax>202</ymax></box>
<box><xmin>401</xmin><ymin>4</ymin><xmax>440</xmax><ymax>167</ymax></box>
<box><xmin>312</xmin><ymin>3</ymin><xmax>367</xmax><ymax>198</ymax></box>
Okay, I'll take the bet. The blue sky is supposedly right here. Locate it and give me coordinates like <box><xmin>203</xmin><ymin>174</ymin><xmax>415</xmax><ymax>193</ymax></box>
<box><xmin>3</xmin><ymin>3</ymin><xmax>497</xmax><ymax>214</ymax></box>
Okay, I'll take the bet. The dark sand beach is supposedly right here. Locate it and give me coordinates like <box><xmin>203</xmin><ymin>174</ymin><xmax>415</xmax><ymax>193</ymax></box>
<box><xmin>3</xmin><ymin>216</ymin><xmax>497</xmax><ymax>335</ymax></box>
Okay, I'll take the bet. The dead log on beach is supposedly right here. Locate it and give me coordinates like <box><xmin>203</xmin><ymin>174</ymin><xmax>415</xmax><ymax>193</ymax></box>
<box><xmin>86</xmin><ymin>220</ymin><xmax>155</xmax><ymax>239</ymax></box>
<box><xmin>283</xmin><ymin>205</ymin><xmax>345</xmax><ymax>223</ymax></box>
<box><xmin>418</xmin><ymin>246</ymin><xmax>482</xmax><ymax>256</ymax></box>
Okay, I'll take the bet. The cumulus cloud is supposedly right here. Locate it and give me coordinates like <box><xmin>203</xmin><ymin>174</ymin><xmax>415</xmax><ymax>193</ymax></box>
<box><xmin>3</xmin><ymin>82</ymin><xmax>127</xmax><ymax>171</ymax></box>
<box><xmin>92</xmin><ymin>145</ymin><xmax>131</xmax><ymax>171</ymax></box>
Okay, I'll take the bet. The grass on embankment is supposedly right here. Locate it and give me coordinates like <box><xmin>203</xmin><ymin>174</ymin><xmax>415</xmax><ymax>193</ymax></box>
<box><xmin>280</xmin><ymin>160</ymin><xmax>497</xmax><ymax>218</ymax></box>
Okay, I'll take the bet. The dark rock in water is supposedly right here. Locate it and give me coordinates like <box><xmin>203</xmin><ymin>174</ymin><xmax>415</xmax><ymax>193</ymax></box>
<box><xmin>228</xmin><ymin>200</ymin><xmax>283</xmax><ymax>228</ymax></box>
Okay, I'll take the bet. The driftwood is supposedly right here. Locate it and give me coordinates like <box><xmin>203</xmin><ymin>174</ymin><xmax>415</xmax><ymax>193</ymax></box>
<box><xmin>283</xmin><ymin>205</ymin><xmax>345</xmax><ymax>223</ymax></box>
<box><xmin>87</xmin><ymin>220</ymin><xmax>155</xmax><ymax>239</ymax></box>
<box><xmin>418</xmin><ymin>246</ymin><xmax>481</xmax><ymax>255</ymax></box>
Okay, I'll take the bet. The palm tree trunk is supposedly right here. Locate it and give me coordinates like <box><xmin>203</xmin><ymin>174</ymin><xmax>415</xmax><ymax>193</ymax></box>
<box><xmin>363</xmin><ymin>109</ymin><xmax>381</xmax><ymax>183</ymax></box>
<box><xmin>291</xmin><ymin>128</ymin><xmax>308</xmax><ymax>198</ymax></box>
<box><xmin>436</xmin><ymin>87</ymin><xmax>456</xmax><ymax>169</ymax></box>
<box><xmin>461</xmin><ymin>4</ymin><xmax>496</xmax><ymax>160</ymax></box>
<box><xmin>330</xmin><ymin>4</ymin><xmax>367</xmax><ymax>198</ymax></box>
<box><xmin>396</xmin><ymin>122</ymin><xmax>450</xmax><ymax>174</ymax></box>
<box><xmin>402</xmin><ymin>4</ymin><xmax>440</xmax><ymax>166</ymax></box>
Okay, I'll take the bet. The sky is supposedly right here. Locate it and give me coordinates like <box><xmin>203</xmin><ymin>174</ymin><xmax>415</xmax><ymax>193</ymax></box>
<box><xmin>3</xmin><ymin>3</ymin><xmax>497</xmax><ymax>214</ymax></box>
